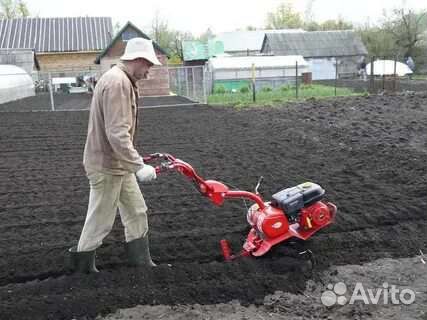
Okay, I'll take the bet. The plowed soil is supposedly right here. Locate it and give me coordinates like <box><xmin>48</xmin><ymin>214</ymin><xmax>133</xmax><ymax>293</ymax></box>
<box><xmin>0</xmin><ymin>93</ymin><xmax>194</xmax><ymax>112</ymax></box>
<box><xmin>0</xmin><ymin>93</ymin><xmax>426</xmax><ymax>320</ymax></box>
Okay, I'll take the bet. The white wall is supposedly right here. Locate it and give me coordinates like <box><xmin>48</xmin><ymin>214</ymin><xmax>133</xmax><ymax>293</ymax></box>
<box><xmin>214</xmin><ymin>66</ymin><xmax>310</xmax><ymax>80</ymax></box>
<box><xmin>307</xmin><ymin>58</ymin><xmax>337</xmax><ymax>80</ymax></box>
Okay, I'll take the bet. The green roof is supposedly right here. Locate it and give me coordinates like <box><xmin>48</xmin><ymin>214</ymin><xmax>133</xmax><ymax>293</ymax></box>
<box><xmin>182</xmin><ymin>40</ymin><xmax>224</xmax><ymax>61</ymax></box>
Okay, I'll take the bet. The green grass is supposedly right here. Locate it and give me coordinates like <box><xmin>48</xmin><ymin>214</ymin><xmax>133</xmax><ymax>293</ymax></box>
<box><xmin>411</xmin><ymin>74</ymin><xmax>427</xmax><ymax>80</ymax></box>
<box><xmin>208</xmin><ymin>84</ymin><xmax>359</xmax><ymax>107</ymax></box>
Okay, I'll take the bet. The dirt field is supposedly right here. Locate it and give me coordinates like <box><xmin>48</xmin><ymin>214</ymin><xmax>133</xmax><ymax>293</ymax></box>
<box><xmin>100</xmin><ymin>256</ymin><xmax>427</xmax><ymax>320</ymax></box>
<box><xmin>0</xmin><ymin>93</ymin><xmax>195</xmax><ymax>112</ymax></box>
<box><xmin>0</xmin><ymin>93</ymin><xmax>426</xmax><ymax>319</ymax></box>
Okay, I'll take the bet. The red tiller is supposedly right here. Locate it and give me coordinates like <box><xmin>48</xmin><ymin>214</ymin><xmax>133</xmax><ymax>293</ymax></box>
<box><xmin>144</xmin><ymin>153</ymin><xmax>337</xmax><ymax>261</ymax></box>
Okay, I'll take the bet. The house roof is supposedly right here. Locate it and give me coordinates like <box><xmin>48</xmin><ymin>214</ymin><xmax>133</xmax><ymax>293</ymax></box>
<box><xmin>0</xmin><ymin>17</ymin><xmax>113</xmax><ymax>53</ymax></box>
<box><xmin>95</xmin><ymin>21</ymin><xmax>168</xmax><ymax>64</ymax></box>
<box><xmin>214</xmin><ymin>29</ymin><xmax>305</xmax><ymax>53</ymax></box>
<box><xmin>262</xmin><ymin>30</ymin><xmax>368</xmax><ymax>58</ymax></box>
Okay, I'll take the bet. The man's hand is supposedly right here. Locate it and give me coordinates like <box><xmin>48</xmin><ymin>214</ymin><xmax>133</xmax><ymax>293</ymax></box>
<box><xmin>136</xmin><ymin>165</ymin><xmax>157</xmax><ymax>183</ymax></box>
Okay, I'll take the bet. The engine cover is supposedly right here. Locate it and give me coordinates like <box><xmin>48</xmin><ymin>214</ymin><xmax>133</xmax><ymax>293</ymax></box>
<box><xmin>271</xmin><ymin>182</ymin><xmax>325</xmax><ymax>219</ymax></box>
<box><xmin>247</xmin><ymin>204</ymin><xmax>289</xmax><ymax>239</ymax></box>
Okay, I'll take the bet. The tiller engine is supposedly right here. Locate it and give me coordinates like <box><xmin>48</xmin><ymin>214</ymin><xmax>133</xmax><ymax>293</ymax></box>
<box><xmin>144</xmin><ymin>153</ymin><xmax>337</xmax><ymax>261</ymax></box>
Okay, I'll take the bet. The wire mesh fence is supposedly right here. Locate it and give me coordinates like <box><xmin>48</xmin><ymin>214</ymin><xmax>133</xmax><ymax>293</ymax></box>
<box><xmin>0</xmin><ymin>56</ymin><xmax>426</xmax><ymax>112</ymax></box>
<box><xmin>205</xmin><ymin>56</ymin><xmax>427</xmax><ymax>105</ymax></box>
<box><xmin>0</xmin><ymin>68</ymin><xmax>98</xmax><ymax>112</ymax></box>
<box><xmin>168</xmin><ymin>66</ymin><xmax>208</xmax><ymax>103</ymax></box>
<box><xmin>0</xmin><ymin>65</ymin><xmax>207</xmax><ymax>112</ymax></box>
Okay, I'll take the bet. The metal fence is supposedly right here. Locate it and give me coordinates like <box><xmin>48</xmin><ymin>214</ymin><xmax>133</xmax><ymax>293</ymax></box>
<box><xmin>0</xmin><ymin>65</ymin><xmax>209</xmax><ymax>112</ymax></box>
<box><xmin>168</xmin><ymin>65</ymin><xmax>208</xmax><ymax>103</ymax></box>
<box><xmin>205</xmin><ymin>56</ymin><xmax>427</xmax><ymax>104</ymax></box>
<box><xmin>313</xmin><ymin>56</ymin><xmax>427</xmax><ymax>96</ymax></box>
<box><xmin>1</xmin><ymin>56</ymin><xmax>426</xmax><ymax>112</ymax></box>
<box><xmin>0</xmin><ymin>68</ymin><xmax>98</xmax><ymax>112</ymax></box>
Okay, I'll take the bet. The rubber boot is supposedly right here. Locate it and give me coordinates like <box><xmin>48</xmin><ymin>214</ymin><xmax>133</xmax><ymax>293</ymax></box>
<box><xmin>68</xmin><ymin>246</ymin><xmax>99</xmax><ymax>273</ymax></box>
<box><xmin>125</xmin><ymin>235</ymin><xmax>157</xmax><ymax>267</ymax></box>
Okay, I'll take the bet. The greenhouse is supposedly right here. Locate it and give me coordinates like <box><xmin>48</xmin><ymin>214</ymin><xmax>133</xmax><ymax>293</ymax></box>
<box><xmin>207</xmin><ymin>55</ymin><xmax>309</xmax><ymax>92</ymax></box>
<box><xmin>0</xmin><ymin>65</ymin><xmax>35</xmax><ymax>105</ymax></box>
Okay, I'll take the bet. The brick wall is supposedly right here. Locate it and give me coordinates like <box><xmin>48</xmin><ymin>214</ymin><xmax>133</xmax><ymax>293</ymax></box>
<box><xmin>138</xmin><ymin>55</ymin><xmax>170</xmax><ymax>96</ymax></box>
<box><xmin>37</xmin><ymin>52</ymin><xmax>100</xmax><ymax>72</ymax></box>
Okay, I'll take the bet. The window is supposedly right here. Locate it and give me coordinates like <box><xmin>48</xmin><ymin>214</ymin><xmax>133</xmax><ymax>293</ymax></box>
<box><xmin>122</xmin><ymin>28</ymin><xmax>140</xmax><ymax>41</ymax></box>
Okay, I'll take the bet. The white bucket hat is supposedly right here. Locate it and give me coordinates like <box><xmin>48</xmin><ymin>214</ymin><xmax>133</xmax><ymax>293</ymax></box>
<box><xmin>120</xmin><ymin>38</ymin><xmax>162</xmax><ymax>65</ymax></box>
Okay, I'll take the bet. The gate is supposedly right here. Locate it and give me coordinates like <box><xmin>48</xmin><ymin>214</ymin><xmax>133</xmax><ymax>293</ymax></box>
<box><xmin>168</xmin><ymin>65</ymin><xmax>209</xmax><ymax>104</ymax></box>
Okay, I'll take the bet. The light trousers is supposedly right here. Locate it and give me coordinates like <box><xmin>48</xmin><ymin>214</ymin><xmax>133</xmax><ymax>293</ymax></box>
<box><xmin>77</xmin><ymin>171</ymin><xmax>148</xmax><ymax>252</ymax></box>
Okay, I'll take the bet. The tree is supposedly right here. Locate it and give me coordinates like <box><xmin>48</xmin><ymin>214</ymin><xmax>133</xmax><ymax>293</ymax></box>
<box><xmin>318</xmin><ymin>17</ymin><xmax>353</xmax><ymax>31</ymax></box>
<box><xmin>245</xmin><ymin>25</ymin><xmax>258</xmax><ymax>31</ymax></box>
<box><xmin>304</xmin><ymin>0</ymin><xmax>316</xmax><ymax>25</ymax></box>
<box><xmin>357</xmin><ymin>23</ymin><xmax>396</xmax><ymax>57</ymax></box>
<box><xmin>149</xmin><ymin>11</ymin><xmax>194</xmax><ymax>63</ymax></box>
<box><xmin>16</xmin><ymin>0</ymin><xmax>28</xmax><ymax>17</ymax></box>
<box><xmin>266</xmin><ymin>2</ymin><xmax>304</xmax><ymax>29</ymax></box>
<box><xmin>113</xmin><ymin>22</ymin><xmax>122</xmax><ymax>36</ymax></box>
<box><xmin>0</xmin><ymin>0</ymin><xmax>30</xmax><ymax>18</ymax></box>
<box><xmin>172</xmin><ymin>31</ymin><xmax>194</xmax><ymax>63</ymax></box>
<box><xmin>198</xmin><ymin>28</ymin><xmax>215</xmax><ymax>42</ymax></box>
<box><xmin>356</xmin><ymin>7</ymin><xmax>427</xmax><ymax>59</ymax></box>
<box><xmin>383</xmin><ymin>8</ymin><xmax>427</xmax><ymax>57</ymax></box>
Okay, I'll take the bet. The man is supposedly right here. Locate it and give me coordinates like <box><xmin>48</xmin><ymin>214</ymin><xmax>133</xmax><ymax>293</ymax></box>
<box><xmin>68</xmin><ymin>38</ymin><xmax>161</xmax><ymax>273</ymax></box>
<box><xmin>406</xmin><ymin>56</ymin><xmax>415</xmax><ymax>79</ymax></box>
<box><xmin>358</xmin><ymin>56</ymin><xmax>367</xmax><ymax>81</ymax></box>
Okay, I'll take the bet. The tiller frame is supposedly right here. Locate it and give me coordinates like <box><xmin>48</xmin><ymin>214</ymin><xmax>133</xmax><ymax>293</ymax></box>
<box><xmin>144</xmin><ymin>153</ymin><xmax>337</xmax><ymax>261</ymax></box>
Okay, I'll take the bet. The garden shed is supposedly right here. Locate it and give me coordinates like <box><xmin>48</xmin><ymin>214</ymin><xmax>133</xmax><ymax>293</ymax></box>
<box><xmin>0</xmin><ymin>17</ymin><xmax>113</xmax><ymax>72</ymax></box>
<box><xmin>0</xmin><ymin>64</ymin><xmax>34</xmax><ymax>104</ymax></box>
<box><xmin>261</xmin><ymin>31</ymin><xmax>368</xmax><ymax>80</ymax></box>
<box><xmin>207</xmin><ymin>55</ymin><xmax>309</xmax><ymax>92</ymax></box>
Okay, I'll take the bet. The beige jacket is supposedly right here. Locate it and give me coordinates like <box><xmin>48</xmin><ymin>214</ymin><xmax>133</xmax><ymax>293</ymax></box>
<box><xmin>83</xmin><ymin>63</ymin><xmax>144</xmax><ymax>175</ymax></box>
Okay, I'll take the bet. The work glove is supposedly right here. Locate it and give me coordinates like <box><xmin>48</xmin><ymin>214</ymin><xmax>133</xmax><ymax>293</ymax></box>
<box><xmin>136</xmin><ymin>164</ymin><xmax>157</xmax><ymax>183</ymax></box>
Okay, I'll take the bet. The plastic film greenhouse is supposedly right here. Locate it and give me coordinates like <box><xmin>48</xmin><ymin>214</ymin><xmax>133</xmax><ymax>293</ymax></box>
<box><xmin>207</xmin><ymin>55</ymin><xmax>309</xmax><ymax>92</ymax></box>
<box><xmin>0</xmin><ymin>65</ymin><xmax>35</xmax><ymax>104</ymax></box>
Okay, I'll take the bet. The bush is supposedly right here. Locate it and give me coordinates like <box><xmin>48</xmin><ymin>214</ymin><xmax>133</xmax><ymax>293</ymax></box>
<box><xmin>239</xmin><ymin>86</ymin><xmax>250</xmax><ymax>93</ymax></box>
<box><xmin>214</xmin><ymin>85</ymin><xmax>226</xmax><ymax>94</ymax></box>
<box><xmin>280</xmin><ymin>85</ymin><xmax>292</xmax><ymax>91</ymax></box>
<box><xmin>261</xmin><ymin>86</ymin><xmax>273</xmax><ymax>92</ymax></box>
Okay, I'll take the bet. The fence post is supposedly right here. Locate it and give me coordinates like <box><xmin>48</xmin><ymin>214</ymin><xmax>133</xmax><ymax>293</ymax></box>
<box><xmin>382</xmin><ymin>56</ymin><xmax>386</xmax><ymax>92</ymax></box>
<box><xmin>185</xmin><ymin>67</ymin><xmax>189</xmax><ymax>98</ymax></box>
<box><xmin>48</xmin><ymin>72</ymin><xmax>55</xmax><ymax>111</ymax></box>
<box><xmin>252</xmin><ymin>63</ymin><xmax>256</xmax><ymax>102</ymax></box>
<box><xmin>192</xmin><ymin>67</ymin><xmax>196</xmax><ymax>101</ymax></box>
<box><xmin>202</xmin><ymin>65</ymin><xmax>208</xmax><ymax>104</ymax></box>
<box><xmin>393</xmin><ymin>56</ymin><xmax>397</xmax><ymax>92</ymax></box>
<box><xmin>369</xmin><ymin>56</ymin><xmax>375</xmax><ymax>93</ymax></box>
<box><xmin>295</xmin><ymin>60</ymin><xmax>299</xmax><ymax>99</ymax></box>
<box><xmin>335</xmin><ymin>57</ymin><xmax>338</xmax><ymax>96</ymax></box>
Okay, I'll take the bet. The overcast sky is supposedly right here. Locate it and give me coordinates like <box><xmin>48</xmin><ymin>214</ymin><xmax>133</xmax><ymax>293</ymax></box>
<box><xmin>26</xmin><ymin>0</ymin><xmax>426</xmax><ymax>36</ymax></box>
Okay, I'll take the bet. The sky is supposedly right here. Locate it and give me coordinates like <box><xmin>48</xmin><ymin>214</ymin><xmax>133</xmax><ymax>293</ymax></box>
<box><xmin>25</xmin><ymin>0</ymin><xmax>427</xmax><ymax>36</ymax></box>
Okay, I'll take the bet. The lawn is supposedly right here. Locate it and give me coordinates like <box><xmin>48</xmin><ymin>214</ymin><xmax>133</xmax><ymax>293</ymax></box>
<box><xmin>208</xmin><ymin>84</ymin><xmax>358</xmax><ymax>106</ymax></box>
